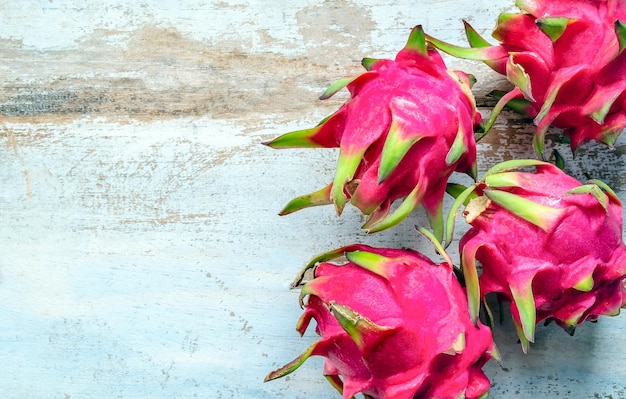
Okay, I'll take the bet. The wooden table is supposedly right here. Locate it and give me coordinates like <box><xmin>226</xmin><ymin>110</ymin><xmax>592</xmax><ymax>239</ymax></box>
<box><xmin>1</xmin><ymin>1</ymin><xmax>624</xmax><ymax>398</ymax></box>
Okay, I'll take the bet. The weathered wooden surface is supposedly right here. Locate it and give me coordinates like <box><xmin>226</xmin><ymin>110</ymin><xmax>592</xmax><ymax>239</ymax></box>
<box><xmin>0</xmin><ymin>1</ymin><xmax>625</xmax><ymax>398</ymax></box>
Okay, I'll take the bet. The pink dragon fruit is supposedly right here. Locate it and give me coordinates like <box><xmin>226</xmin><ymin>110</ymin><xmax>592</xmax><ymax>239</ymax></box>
<box><xmin>263</xmin><ymin>26</ymin><xmax>479</xmax><ymax>237</ymax></box>
<box><xmin>426</xmin><ymin>0</ymin><xmax>626</xmax><ymax>157</ymax></box>
<box><xmin>445</xmin><ymin>159</ymin><xmax>626</xmax><ymax>352</ymax></box>
<box><xmin>265</xmin><ymin>244</ymin><xmax>497</xmax><ymax>399</ymax></box>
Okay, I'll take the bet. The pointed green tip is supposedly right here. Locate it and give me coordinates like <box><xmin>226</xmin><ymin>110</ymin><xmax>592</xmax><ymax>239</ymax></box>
<box><xmin>565</xmin><ymin>184</ymin><xmax>610</xmax><ymax>213</ymax></box>
<box><xmin>279</xmin><ymin>184</ymin><xmax>333</xmax><ymax>216</ymax></box>
<box><xmin>536</xmin><ymin>17</ymin><xmax>570</xmax><ymax>42</ymax></box>
<box><xmin>425</xmin><ymin>201</ymin><xmax>444</xmax><ymax>245</ymax></box>
<box><xmin>332</xmin><ymin>150</ymin><xmax>364</xmax><ymax>214</ymax></box>
<box><xmin>444</xmin><ymin>183</ymin><xmax>478</xmax><ymax>248</ymax></box>
<box><xmin>291</xmin><ymin>245</ymin><xmax>360</xmax><ymax>288</ymax></box>
<box><xmin>514</xmin><ymin>321</ymin><xmax>531</xmax><ymax>354</ymax></box>
<box><xmin>446</xmin><ymin>183</ymin><xmax>470</xmax><ymax>199</ymax></box>
<box><xmin>493</xmin><ymin>13</ymin><xmax>519</xmax><ymax>42</ymax></box>
<box><xmin>443</xmin><ymin>333</ymin><xmax>466</xmax><ymax>355</ymax></box>
<box><xmin>533</xmin><ymin>127</ymin><xmax>547</xmax><ymax>160</ymax></box>
<box><xmin>378</xmin><ymin>107</ymin><xmax>425</xmax><ymax>183</ymax></box>
<box><xmin>533</xmin><ymin>68</ymin><xmax>582</xmax><ymax>157</ymax></box>
<box><xmin>362</xmin><ymin>181</ymin><xmax>425</xmax><ymax>233</ymax></box>
<box><xmin>484</xmin><ymin>171</ymin><xmax>525</xmax><ymax>188</ymax></box>
<box><xmin>404</xmin><ymin>25</ymin><xmax>429</xmax><ymax>56</ymax></box>
<box><xmin>489</xmin><ymin>342</ymin><xmax>502</xmax><ymax>363</ymax></box>
<box><xmin>298</xmin><ymin>283</ymin><xmax>317</xmax><ymax>307</ymax></box>
<box><xmin>467</xmin><ymin>73</ymin><xmax>477</xmax><ymax>88</ymax></box>
<box><xmin>484</xmin><ymin>189</ymin><xmax>565</xmax><ymax>232</ymax></box>
<box><xmin>425</xmin><ymin>31</ymin><xmax>507</xmax><ymax>61</ymax></box>
<box><xmin>510</xmin><ymin>282</ymin><xmax>536</xmax><ymax>344</ymax></box>
<box><xmin>589</xmin><ymin>97</ymin><xmax>616</xmax><ymax>125</ymax></box>
<box><xmin>264</xmin><ymin>341</ymin><xmax>318</xmax><ymax>382</ymax></box>
<box><xmin>616</xmin><ymin>20</ymin><xmax>626</xmax><ymax>55</ymax></box>
<box><xmin>573</xmin><ymin>274</ymin><xmax>594</xmax><ymax>292</ymax></box>
<box><xmin>345</xmin><ymin>250</ymin><xmax>391</xmax><ymax>278</ymax></box>
<box><xmin>445</xmin><ymin>123</ymin><xmax>469</xmax><ymax>166</ymax></box>
<box><xmin>320</xmin><ymin>72</ymin><xmax>376</xmax><ymax>100</ymax></box>
<box><xmin>563</xmin><ymin>307</ymin><xmax>588</xmax><ymax>327</ymax></box>
<box><xmin>329</xmin><ymin>302</ymin><xmax>392</xmax><ymax>350</ymax></box>
<box><xmin>588</xmin><ymin>178</ymin><xmax>621</xmax><ymax>205</ymax></box>
<box><xmin>598</xmin><ymin>127</ymin><xmax>622</xmax><ymax>148</ymax></box>
<box><xmin>552</xmin><ymin>148</ymin><xmax>565</xmax><ymax>170</ymax></box>
<box><xmin>469</xmin><ymin>160</ymin><xmax>478</xmax><ymax>181</ymax></box>
<box><xmin>463</xmin><ymin>19</ymin><xmax>492</xmax><ymax>48</ymax></box>
<box><xmin>482</xmin><ymin>87</ymin><xmax>525</xmax><ymax>134</ymax></box>
<box><xmin>361</xmin><ymin>57</ymin><xmax>381</xmax><ymax>71</ymax></box>
<box><xmin>461</xmin><ymin>245</ymin><xmax>482</xmax><ymax>324</ymax></box>
<box><xmin>514</xmin><ymin>0</ymin><xmax>534</xmax><ymax>12</ymax></box>
<box><xmin>417</xmin><ymin>225</ymin><xmax>452</xmax><ymax>267</ymax></box>
<box><xmin>320</xmin><ymin>76</ymin><xmax>359</xmax><ymax>100</ymax></box>
<box><xmin>263</xmin><ymin>125</ymin><xmax>326</xmax><ymax>149</ymax></box>
<box><xmin>507</xmin><ymin>56</ymin><xmax>535</xmax><ymax>102</ymax></box>
<box><xmin>361</xmin><ymin>206</ymin><xmax>390</xmax><ymax>233</ymax></box>
<box><xmin>484</xmin><ymin>158</ymin><xmax>551</xmax><ymax>177</ymax></box>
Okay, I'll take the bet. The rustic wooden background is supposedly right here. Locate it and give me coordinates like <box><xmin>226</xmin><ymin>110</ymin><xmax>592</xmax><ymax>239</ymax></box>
<box><xmin>1</xmin><ymin>1</ymin><xmax>625</xmax><ymax>398</ymax></box>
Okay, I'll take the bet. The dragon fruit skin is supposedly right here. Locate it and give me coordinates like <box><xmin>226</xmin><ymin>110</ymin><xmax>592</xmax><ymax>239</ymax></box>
<box><xmin>453</xmin><ymin>160</ymin><xmax>626</xmax><ymax>352</ymax></box>
<box><xmin>426</xmin><ymin>0</ymin><xmax>626</xmax><ymax>157</ymax></box>
<box><xmin>263</xmin><ymin>26</ymin><xmax>479</xmax><ymax>237</ymax></box>
<box><xmin>265</xmin><ymin>244</ymin><xmax>497</xmax><ymax>399</ymax></box>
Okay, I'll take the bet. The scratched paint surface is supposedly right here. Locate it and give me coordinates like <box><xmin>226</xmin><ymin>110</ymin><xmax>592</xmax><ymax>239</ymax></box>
<box><xmin>0</xmin><ymin>1</ymin><xmax>625</xmax><ymax>398</ymax></box>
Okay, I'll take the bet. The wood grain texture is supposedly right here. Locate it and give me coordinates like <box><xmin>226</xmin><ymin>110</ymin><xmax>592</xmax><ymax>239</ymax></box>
<box><xmin>0</xmin><ymin>1</ymin><xmax>624</xmax><ymax>398</ymax></box>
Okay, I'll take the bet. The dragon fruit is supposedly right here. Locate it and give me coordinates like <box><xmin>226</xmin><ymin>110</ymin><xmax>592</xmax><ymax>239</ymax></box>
<box><xmin>445</xmin><ymin>159</ymin><xmax>626</xmax><ymax>352</ymax></box>
<box><xmin>265</xmin><ymin>244</ymin><xmax>497</xmax><ymax>399</ymax></box>
<box><xmin>426</xmin><ymin>0</ymin><xmax>626</xmax><ymax>157</ymax></box>
<box><xmin>263</xmin><ymin>26</ymin><xmax>479</xmax><ymax>237</ymax></box>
